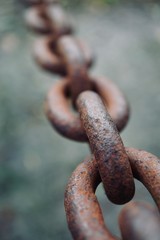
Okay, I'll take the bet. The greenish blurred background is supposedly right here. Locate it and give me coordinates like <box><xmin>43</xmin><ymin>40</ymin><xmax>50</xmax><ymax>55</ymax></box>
<box><xmin>0</xmin><ymin>0</ymin><xmax>160</xmax><ymax>239</ymax></box>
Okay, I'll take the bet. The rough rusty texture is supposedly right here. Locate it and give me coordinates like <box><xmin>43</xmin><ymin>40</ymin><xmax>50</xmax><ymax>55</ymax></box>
<box><xmin>77</xmin><ymin>91</ymin><xmax>134</xmax><ymax>204</ymax></box>
<box><xmin>24</xmin><ymin>3</ymin><xmax>73</xmax><ymax>35</ymax></box>
<box><xmin>45</xmin><ymin>78</ymin><xmax>86</xmax><ymax>141</ymax></box>
<box><xmin>126</xmin><ymin>147</ymin><xmax>160</xmax><ymax>209</ymax></box>
<box><xmin>45</xmin><ymin>77</ymin><xmax>129</xmax><ymax>141</ymax></box>
<box><xmin>57</xmin><ymin>36</ymin><xmax>93</xmax><ymax>106</ymax></box>
<box><xmin>33</xmin><ymin>36</ymin><xmax>93</xmax><ymax>75</ymax></box>
<box><xmin>65</xmin><ymin>156</ymin><xmax>120</xmax><ymax>240</ymax></box>
<box><xmin>91</xmin><ymin>77</ymin><xmax>130</xmax><ymax>132</ymax></box>
<box><xmin>119</xmin><ymin>202</ymin><xmax>160</xmax><ymax>240</ymax></box>
<box><xmin>65</xmin><ymin>151</ymin><xmax>160</xmax><ymax>240</ymax></box>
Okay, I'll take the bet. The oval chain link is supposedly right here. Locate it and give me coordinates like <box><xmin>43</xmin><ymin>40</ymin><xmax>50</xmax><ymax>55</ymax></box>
<box><xmin>23</xmin><ymin>0</ymin><xmax>160</xmax><ymax>239</ymax></box>
<box><xmin>45</xmin><ymin>77</ymin><xmax>129</xmax><ymax>141</ymax></box>
<box><xmin>33</xmin><ymin>36</ymin><xmax>93</xmax><ymax>75</ymax></box>
<box><xmin>65</xmin><ymin>151</ymin><xmax>160</xmax><ymax>240</ymax></box>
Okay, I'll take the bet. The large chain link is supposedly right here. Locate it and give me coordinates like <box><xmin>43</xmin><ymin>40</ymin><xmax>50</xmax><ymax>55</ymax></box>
<box><xmin>23</xmin><ymin>0</ymin><xmax>160</xmax><ymax>239</ymax></box>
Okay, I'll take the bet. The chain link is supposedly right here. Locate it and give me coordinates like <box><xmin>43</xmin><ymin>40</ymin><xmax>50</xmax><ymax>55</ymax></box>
<box><xmin>23</xmin><ymin>0</ymin><xmax>160</xmax><ymax>239</ymax></box>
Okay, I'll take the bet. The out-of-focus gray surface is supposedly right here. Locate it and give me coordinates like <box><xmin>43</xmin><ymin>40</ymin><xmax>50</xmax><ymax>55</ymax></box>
<box><xmin>0</xmin><ymin>1</ymin><xmax>160</xmax><ymax>239</ymax></box>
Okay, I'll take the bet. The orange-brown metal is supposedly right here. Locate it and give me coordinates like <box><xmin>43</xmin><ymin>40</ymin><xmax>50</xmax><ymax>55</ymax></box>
<box><xmin>57</xmin><ymin>36</ymin><xmax>92</xmax><ymax>105</ymax></box>
<box><xmin>22</xmin><ymin>1</ymin><xmax>160</xmax><ymax>239</ymax></box>
<box><xmin>119</xmin><ymin>202</ymin><xmax>160</xmax><ymax>240</ymax></box>
<box><xmin>45</xmin><ymin>77</ymin><xmax>130</xmax><ymax>141</ymax></box>
<box><xmin>126</xmin><ymin>147</ymin><xmax>160</xmax><ymax>208</ymax></box>
<box><xmin>33</xmin><ymin>36</ymin><xmax>93</xmax><ymax>75</ymax></box>
<box><xmin>65</xmin><ymin>149</ymin><xmax>160</xmax><ymax>240</ymax></box>
<box><xmin>25</xmin><ymin>3</ymin><xmax>73</xmax><ymax>35</ymax></box>
<box><xmin>65</xmin><ymin>156</ymin><xmax>119</xmax><ymax>240</ymax></box>
<box><xmin>77</xmin><ymin>91</ymin><xmax>134</xmax><ymax>204</ymax></box>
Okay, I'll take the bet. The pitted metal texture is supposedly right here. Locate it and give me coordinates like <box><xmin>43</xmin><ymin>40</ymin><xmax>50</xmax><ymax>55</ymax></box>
<box><xmin>45</xmin><ymin>77</ymin><xmax>130</xmax><ymax>141</ymax></box>
<box><xmin>65</xmin><ymin>150</ymin><xmax>160</xmax><ymax>240</ymax></box>
<box><xmin>22</xmin><ymin>0</ymin><xmax>160</xmax><ymax>239</ymax></box>
<box><xmin>77</xmin><ymin>91</ymin><xmax>135</xmax><ymax>204</ymax></box>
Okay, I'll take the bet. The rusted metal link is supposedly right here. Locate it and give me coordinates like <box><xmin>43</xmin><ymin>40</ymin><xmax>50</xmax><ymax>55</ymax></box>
<box><xmin>45</xmin><ymin>77</ymin><xmax>129</xmax><ymax>142</ymax></box>
<box><xmin>57</xmin><ymin>36</ymin><xmax>93</xmax><ymax>105</ymax></box>
<box><xmin>33</xmin><ymin>36</ymin><xmax>93</xmax><ymax>75</ymax></box>
<box><xmin>65</xmin><ymin>150</ymin><xmax>160</xmax><ymax>240</ymax></box>
<box><xmin>24</xmin><ymin>3</ymin><xmax>73</xmax><ymax>35</ymax></box>
<box><xmin>77</xmin><ymin>91</ymin><xmax>134</xmax><ymax>204</ymax></box>
<box><xmin>119</xmin><ymin>201</ymin><xmax>160</xmax><ymax>240</ymax></box>
<box><xmin>65</xmin><ymin>156</ymin><xmax>119</xmax><ymax>240</ymax></box>
<box><xmin>126</xmin><ymin>147</ymin><xmax>160</xmax><ymax>208</ymax></box>
<box><xmin>23</xmin><ymin>0</ymin><xmax>160</xmax><ymax>238</ymax></box>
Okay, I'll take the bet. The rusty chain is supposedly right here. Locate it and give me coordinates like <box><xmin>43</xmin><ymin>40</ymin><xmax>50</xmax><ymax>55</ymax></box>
<box><xmin>23</xmin><ymin>0</ymin><xmax>160</xmax><ymax>239</ymax></box>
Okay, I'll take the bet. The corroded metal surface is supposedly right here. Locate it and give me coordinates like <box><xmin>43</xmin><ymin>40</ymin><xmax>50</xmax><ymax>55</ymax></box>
<box><xmin>119</xmin><ymin>202</ymin><xmax>160</xmax><ymax>240</ymax></box>
<box><xmin>65</xmin><ymin>150</ymin><xmax>160</xmax><ymax>240</ymax></box>
<box><xmin>91</xmin><ymin>77</ymin><xmax>129</xmax><ymax>132</ymax></box>
<box><xmin>23</xmin><ymin>0</ymin><xmax>160</xmax><ymax>239</ymax></box>
<box><xmin>57</xmin><ymin>36</ymin><xmax>92</xmax><ymax>105</ymax></box>
<box><xmin>77</xmin><ymin>91</ymin><xmax>134</xmax><ymax>204</ymax></box>
<box><xmin>45</xmin><ymin>77</ymin><xmax>129</xmax><ymax>141</ymax></box>
<box><xmin>45</xmin><ymin>78</ymin><xmax>87</xmax><ymax>141</ymax></box>
<box><xmin>126</xmin><ymin>147</ymin><xmax>160</xmax><ymax>209</ymax></box>
<box><xmin>25</xmin><ymin>3</ymin><xmax>72</xmax><ymax>34</ymax></box>
<box><xmin>33</xmin><ymin>36</ymin><xmax>93</xmax><ymax>75</ymax></box>
<box><xmin>65</xmin><ymin>156</ymin><xmax>119</xmax><ymax>240</ymax></box>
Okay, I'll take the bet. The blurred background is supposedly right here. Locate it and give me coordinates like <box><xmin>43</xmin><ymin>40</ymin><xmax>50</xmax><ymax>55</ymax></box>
<box><xmin>0</xmin><ymin>0</ymin><xmax>160</xmax><ymax>239</ymax></box>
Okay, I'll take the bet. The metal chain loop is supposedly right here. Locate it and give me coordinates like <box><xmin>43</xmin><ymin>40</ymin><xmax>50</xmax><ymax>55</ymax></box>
<box><xmin>45</xmin><ymin>77</ymin><xmax>129</xmax><ymax>141</ymax></box>
<box><xmin>33</xmin><ymin>36</ymin><xmax>93</xmax><ymax>75</ymax></box>
<box><xmin>65</xmin><ymin>149</ymin><xmax>160</xmax><ymax>240</ymax></box>
<box><xmin>77</xmin><ymin>91</ymin><xmax>135</xmax><ymax>204</ymax></box>
<box><xmin>57</xmin><ymin>36</ymin><xmax>93</xmax><ymax>105</ymax></box>
<box><xmin>22</xmin><ymin>0</ymin><xmax>160</xmax><ymax>239</ymax></box>
<box><xmin>119</xmin><ymin>202</ymin><xmax>160</xmax><ymax>240</ymax></box>
<box><xmin>65</xmin><ymin>156</ymin><xmax>119</xmax><ymax>240</ymax></box>
<box><xmin>25</xmin><ymin>3</ymin><xmax>72</xmax><ymax>34</ymax></box>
